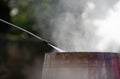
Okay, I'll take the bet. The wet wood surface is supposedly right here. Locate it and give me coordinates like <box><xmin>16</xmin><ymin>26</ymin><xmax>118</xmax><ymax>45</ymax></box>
<box><xmin>42</xmin><ymin>52</ymin><xmax>120</xmax><ymax>79</ymax></box>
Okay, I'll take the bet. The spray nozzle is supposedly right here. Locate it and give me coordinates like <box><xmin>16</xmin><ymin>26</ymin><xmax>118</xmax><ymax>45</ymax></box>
<box><xmin>42</xmin><ymin>40</ymin><xmax>49</xmax><ymax>45</ymax></box>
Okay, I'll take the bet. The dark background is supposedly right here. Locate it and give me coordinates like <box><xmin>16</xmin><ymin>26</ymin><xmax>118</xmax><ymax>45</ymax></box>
<box><xmin>0</xmin><ymin>0</ymin><xmax>53</xmax><ymax>79</ymax></box>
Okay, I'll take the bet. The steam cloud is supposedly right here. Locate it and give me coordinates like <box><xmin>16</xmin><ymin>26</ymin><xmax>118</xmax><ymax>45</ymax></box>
<box><xmin>35</xmin><ymin>0</ymin><xmax>120</xmax><ymax>52</ymax></box>
<box><xmin>30</xmin><ymin>0</ymin><xmax>120</xmax><ymax>79</ymax></box>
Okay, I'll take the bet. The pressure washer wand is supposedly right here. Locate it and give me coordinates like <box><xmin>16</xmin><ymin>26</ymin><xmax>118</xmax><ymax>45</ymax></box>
<box><xmin>0</xmin><ymin>19</ymin><xmax>65</xmax><ymax>52</ymax></box>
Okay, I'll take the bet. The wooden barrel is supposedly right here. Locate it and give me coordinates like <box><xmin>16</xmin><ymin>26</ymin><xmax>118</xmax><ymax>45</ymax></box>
<box><xmin>42</xmin><ymin>52</ymin><xmax>120</xmax><ymax>79</ymax></box>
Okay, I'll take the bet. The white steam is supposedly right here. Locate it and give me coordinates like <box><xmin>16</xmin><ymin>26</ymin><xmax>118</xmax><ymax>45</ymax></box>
<box><xmin>50</xmin><ymin>0</ymin><xmax>98</xmax><ymax>52</ymax></box>
<box><xmin>35</xmin><ymin>0</ymin><xmax>120</xmax><ymax>52</ymax></box>
<box><xmin>94</xmin><ymin>1</ymin><xmax>120</xmax><ymax>52</ymax></box>
<box><xmin>31</xmin><ymin>0</ymin><xmax>120</xmax><ymax>79</ymax></box>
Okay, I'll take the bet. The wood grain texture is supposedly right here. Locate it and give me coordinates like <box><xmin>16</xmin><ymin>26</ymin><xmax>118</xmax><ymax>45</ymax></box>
<box><xmin>42</xmin><ymin>52</ymin><xmax>120</xmax><ymax>79</ymax></box>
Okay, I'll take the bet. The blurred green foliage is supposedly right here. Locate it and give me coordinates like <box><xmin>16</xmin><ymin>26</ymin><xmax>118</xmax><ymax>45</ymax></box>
<box><xmin>9</xmin><ymin>0</ymin><xmax>36</xmax><ymax>34</ymax></box>
<box><xmin>9</xmin><ymin>0</ymin><xmax>55</xmax><ymax>33</ymax></box>
<box><xmin>7</xmin><ymin>0</ymin><xmax>56</xmax><ymax>40</ymax></box>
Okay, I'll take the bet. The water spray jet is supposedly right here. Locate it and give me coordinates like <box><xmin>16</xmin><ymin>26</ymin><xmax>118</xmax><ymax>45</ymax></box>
<box><xmin>0</xmin><ymin>18</ymin><xmax>65</xmax><ymax>52</ymax></box>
